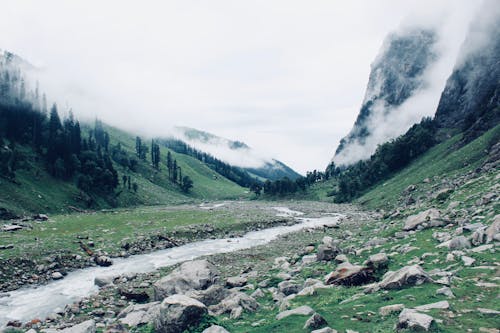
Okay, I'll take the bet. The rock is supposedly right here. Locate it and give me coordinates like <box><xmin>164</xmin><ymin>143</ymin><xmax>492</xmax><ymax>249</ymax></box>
<box><xmin>485</xmin><ymin>215</ymin><xmax>500</xmax><ymax>243</ymax></box>
<box><xmin>379</xmin><ymin>304</ymin><xmax>404</xmax><ymax>316</ymax></box>
<box><xmin>334</xmin><ymin>254</ymin><xmax>349</xmax><ymax>263</ymax></box>
<box><xmin>436</xmin><ymin>286</ymin><xmax>455</xmax><ymax>298</ymax></box>
<box><xmin>463</xmin><ymin>223</ymin><xmax>485</xmax><ymax>232</ymax></box>
<box><xmin>324</xmin><ymin>262</ymin><xmax>373</xmax><ymax>286</ymax></box>
<box><xmin>251</xmin><ymin>288</ymin><xmax>265</xmax><ymax>298</ymax></box>
<box><xmin>311</xmin><ymin>328</ymin><xmax>338</xmax><ymax>333</ymax></box>
<box><xmin>397</xmin><ymin>309</ymin><xmax>434</xmax><ymax>331</ymax></box>
<box><xmin>0</xmin><ymin>244</ymin><xmax>14</xmax><ymax>250</ymax></box>
<box><xmin>209</xmin><ymin>290</ymin><xmax>259</xmax><ymax>316</ymax></box>
<box><xmin>202</xmin><ymin>325</ymin><xmax>230</xmax><ymax>333</ymax></box>
<box><xmin>364</xmin><ymin>253</ymin><xmax>388</xmax><ymax>270</ymax></box>
<box><xmin>276</xmin><ymin>305</ymin><xmax>314</xmax><ymax>320</ymax></box>
<box><xmin>414</xmin><ymin>301</ymin><xmax>449</xmax><ymax>312</ymax></box>
<box><xmin>51</xmin><ymin>272</ymin><xmax>63</xmax><ymax>280</ymax></box>
<box><xmin>403</xmin><ymin>209</ymin><xmax>441</xmax><ymax>231</ymax></box>
<box><xmin>153</xmin><ymin>259</ymin><xmax>219</xmax><ymax>301</ymax></box>
<box><xmin>461</xmin><ymin>256</ymin><xmax>475</xmax><ymax>266</ymax></box>
<box><xmin>119</xmin><ymin>287</ymin><xmax>150</xmax><ymax>302</ymax></box>
<box><xmin>186</xmin><ymin>285</ymin><xmax>230</xmax><ymax>306</ymax></box>
<box><xmin>94</xmin><ymin>276</ymin><xmax>113</xmax><ymax>287</ymax></box>
<box><xmin>1</xmin><ymin>225</ymin><xmax>23</xmax><ymax>232</ymax></box>
<box><xmin>448</xmin><ymin>236</ymin><xmax>471</xmax><ymax>250</ymax></box>
<box><xmin>59</xmin><ymin>320</ymin><xmax>96</xmax><ymax>333</ymax></box>
<box><xmin>226</xmin><ymin>276</ymin><xmax>247</xmax><ymax>288</ymax></box>
<box><xmin>118</xmin><ymin>302</ymin><xmax>160</xmax><ymax>327</ymax></box>
<box><xmin>379</xmin><ymin>265</ymin><xmax>432</xmax><ymax>290</ymax></box>
<box><xmin>472</xmin><ymin>229</ymin><xmax>486</xmax><ymax>245</ymax></box>
<box><xmin>477</xmin><ymin>308</ymin><xmax>500</xmax><ymax>315</ymax></box>
<box><xmin>95</xmin><ymin>256</ymin><xmax>113</xmax><ymax>267</ymax></box>
<box><xmin>316</xmin><ymin>244</ymin><xmax>339</xmax><ymax>261</ymax></box>
<box><xmin>302</xmin><ymin>254</ymin><xmax>317</xmax><ymax>265</ymax></box>
<box><xmin>303</xmin><ymin>313</ymin><xmax>328</xmax><ymax>330</ymax></box>
<box><xmin>154</xmin><ymin>295</ymin><xmax>207</xmax><ymax>333</ymax></box>
<box><xmin>278</xmin><ymin>280</ymin><xmax>301</xmax><ymax>296</ymax></box>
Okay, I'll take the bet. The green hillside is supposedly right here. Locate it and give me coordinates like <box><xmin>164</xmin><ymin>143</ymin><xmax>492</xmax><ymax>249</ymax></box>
<box><xmin>0</xmin><ymin>123</ymin><xmax>247</xmax><ymax>216</ymax></box>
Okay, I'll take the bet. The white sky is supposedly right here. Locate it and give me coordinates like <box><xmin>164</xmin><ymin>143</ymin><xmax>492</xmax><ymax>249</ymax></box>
<box><xmin>0</xmin><ymin>1</ymin><xmax>480</xmax><ymax>174</ymax></box>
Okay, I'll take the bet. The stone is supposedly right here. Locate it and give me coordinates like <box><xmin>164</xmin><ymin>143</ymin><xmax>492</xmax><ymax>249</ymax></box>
<box><xmin>95</xmin><ymin>256</ymin><xmax>113</xmax><ymax>267</ymax></box>
<box><xmin>461</xmin><ymin>256</ymin><xmax>475</xmax><ymax>266</ymax></box>
<box><xmin>153</xmin><ymin>259</ymin><xmax>219</xmax><ymax>301</ymax></box>
<box><xmin>311</xmin><ymin>328</ymin><xmax>338</xmax><ymax>333</ymax></box>
<box><xmin>119</xmin><ymin>287</ymin><xmax>150</xmax><ymax>302</ymax></box>
<box><xmin>334</xmin><ymin>254</ymin><xmax>349</xmax><ymax>263</ymax></box>
<box><xmin>379</xmin><ymin>304</ymin><xmax>404</xmax><ymax>316</ymax></box>
<box><xmin>276</xmin><ymin>305</ymin><xmax>314</xmax><ymax>320</ymax></box>
<box><xmin>278</xmin><ymin>280</ymin><xmax>301</xmax><ymax>296</ymax></box>
<box><xmin>414</xmin><ymin>301</ymin><xmax>449</xmax><ymax>312</ymax></box>
<box><xmin>250</xmin><ymin>288</ymin><xmax>265</xmax><ymax>299</ymax></box>
<box><xmin>379</xmin><ymin>265</ymin><xmax>432</xmax><ymax>290</ymax></box>
<box><xmin>209</xmin><ymin>290</ymin><xmax>259</xmax><ymax>316</ymax></box>
<box><xmin>226</xmin><ymin>276</ymin><xmax>247</xmax><ymax>288</ymax></box>
<box><xmin>118</xmin><ymin>302</ymin><xmax>160</xmax><ymax>327</ymax></box>
<box><xmin>185</xmin><ymin>285</ymin><xmax>230</xmax><ymax>306</ymax></box>
<box><xmin>302</xmin><ymin>254</ymin><xmax>317</xmax><ymax>265</ymax></box>
<box><xmin>485</xmin><ymin>216</ymin><xmax>500</xmax><ymax>243</ymax></box>
<box><xmin>436</xmin><ymin>286</ymin><xmax>455</xmax><ymax>298</ymax></box>
<box><xmin>59</xmin><ymin>320</ymin><xmax>96</xmax><ymax>333</ymax></box>
<box><xmin>364</xmin><ymin>253</ymin><xmax>388</xmax><ymax>270</ymax></box>
<box><xmin>316</xmin><ymin>244</ymin><xmax>339</xmax><ymax>261</ymax></box>
<box><xmin>51</xmin><ymin>272</ymin><xmax>63</xmax><ymax>280</ymax></box>
<box><xmin>397</xmin><ymin>309</ymin><xmax>434</xmax><ymax>331</ymax></box>
<box><xmin>202</xmin><ymin>325</ymin><xmax>230</xmax><ymax>333</ymax></box>
<box><xmin>403</xmin><ymin>209</ymin><xmax>441</xmax><ymax>231</ymax></box>
<box><xmin>472</xmin><ymin>228</ymin><xmax>486</xmax><ymax>245</ymax></box>
<box><xmin>154</xmin><ymin>295</ymin><xmax>207</xmax><ymax>333</ymax></box>
<box><xmin>94</xmin><ymin>276</ymin><xmax>113</xmax><ymax>287</ymax></box>
<box><xmin>477</xmin><ymin>308</ymin><xmax>500</xmax><ymax>315</ymax></box>
<box><xmin>448</xmin><ymin>236</ymin><xmax>471</xmax><ymax>250</ymax></box>
<box><xmin>324</xmin><ymin>262</ymin><xmax>373</xmax><ymax>286</ymax></box>
<box><xmin>303</xmin><ymin>313</ymin><xmax>328</xmax><ymax>330</ymax></box>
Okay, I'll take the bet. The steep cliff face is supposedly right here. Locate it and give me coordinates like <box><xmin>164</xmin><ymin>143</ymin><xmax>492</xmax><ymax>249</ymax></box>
<box><xmin>333</xmin><ymin>28</ymin><xmax>437</xmax><ymax>165</ymax></box>
<box><xmin>434</xmin><ymin>3</ymin><xmax>500</xmax><ymax>139</ymax></box>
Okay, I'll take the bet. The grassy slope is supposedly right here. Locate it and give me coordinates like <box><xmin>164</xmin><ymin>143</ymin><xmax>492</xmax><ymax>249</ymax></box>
<box><xmin>0</xmin><ymin>124</ymin><xmax>247</xmax><ymax>216</ymax></box>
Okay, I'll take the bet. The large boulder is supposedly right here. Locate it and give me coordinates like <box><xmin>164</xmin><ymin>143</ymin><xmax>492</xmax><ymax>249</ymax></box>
<box><xmin>324</xmin><ymin>263</ymin><xmax>374</xmax><ymax>286</ymax></box>
<box><xmin>208</xmin><ymin>290</ymin><xmax>259</xmax><ymax>317</ymax></box>
<box><xmin>154</xmin><ymin>260</ymin><xmax>219</xmax><ymax>301</ymax></box>
<box><xmin>276</xmin><ymin>305</ymin><xmax>314</xmax><ymax>320</ymax></box>
<box><xmin>95</xmin><ymin>256</ymin><xmax>113</xmax><ymax>267</ymax></box>
<box><xmin>485</xmin><ymin>215</ymin><xmax>500</xmax><ymax>243</ymax></box>
<box><xmin>379</xmin><ymin>265</ymin><xmax>432</xmax><ymax>290</ymax></box>
<box><xmin>316</xmin><ymin>244</ymin><xmax>340</xmax><ymax>261</ymax></box>
<box><xmin>59</xmin><ymin>320</ymin><xmax>96</xmax><ymax>333</ymax></box>
<box><xmin>364</xmin><ymin>253</ymin><xmax>389</xmax><ymax>270</ymax></box>
<box><xmin>202</xmin><ymin>326</ymin><xmax>230</xmax><ymax>333</ymax></box>
<box><xmin>278</xmin><ymin>280</ymin><xmax>301</xmax><ymax>296</ymax></box>
<box><xmin>154</xmin><ymin>295</ymin><xmax>207</xmax><ymax>333</ymax></box>
<box><xmin>118</xmin><ymin>302</ymin><xmax>160</xmax><ymax>327</ymax></box>
<box><xmin>403</xmin><ymin>209</ymin><xmax>442</xmax><ymax>231</ymax></box>
<box><xmin>185</xmin><ymin>285</ymin><xmax>230</xmax><ymax>306</ymax></box>
<box><xmin>397</xmin><ymin>309</ymin><xmax>435</xmax><ymax>331</ymax></box>
<box><xmin>303</xmin><ymin>313</ymin><xmax>328</xmax><ymax>330</ymax></box>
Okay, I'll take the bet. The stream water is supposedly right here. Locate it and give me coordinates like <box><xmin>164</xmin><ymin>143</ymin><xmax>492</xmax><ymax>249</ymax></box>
<box><xmin>0</xmin><ymin>207</ymin><xmax>342</xmax><ymax>326</ymax></box>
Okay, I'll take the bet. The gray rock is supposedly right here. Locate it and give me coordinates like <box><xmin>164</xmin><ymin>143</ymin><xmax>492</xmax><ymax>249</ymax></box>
<box><xmin>185</xmin><ymin>285</ymin><xmax>230</xmax><ymax>306</ymax></box>
<box><xmin>334</xmin><ymin>254</ymin><xmax>349</xmax><ymax>263</ymax></box>
<box><xmin>276</xmin><ymin>305</ymin><xmax>314</xmax><ymax>320</ymax></box>
<box><xmin>379</xmin><ymin>304</ymin><xmax>404</xmax><ymax>316</ymax></box>
<box><xmin>485</xmin><ymin>215</ymin><xmax>500</xmax><ymax>243</ymax></box>
<box><xmin>59</xmin><ymin>320</ymin><xmax>96</xmax><ymax>333</ymax></box>
<box><xmin>278</xmin><ymin>280</ymin><xmax>301</xmax><ymax>296</ymax></box>
<box><xmin>316</xmin><ymin>244</ymin><xmax>339</xmax><ymax>261</ymax></box>
<box><xmin>461</xmin><ymin>256</ymin><xmax>475</xmax><ymax>266</ymax></box>
<box><xmin>209</xmin><ymin>290</ymin><xmax>259</xmax><ymax>316</ymax></box>
<box><xmin>403</xmin><ymin>209</ymin><xmax>441</xmax><ymax>231</ymax></box>
<box><xmin>303</xmin><ymin>313</ymin><xmax>328</xmax><ymax>330</ymax></box>
<box><xmin>94</xmin><ymin>276</ymin><xmax>113</xmax><ymax>287</ymax></box>
<box><xmin>364</xmin><ymin>253</ymin><xmax>388</xmax><ymax>270</ymax></box>
<box><xmin>95</xmin><ymin>256</ymin><xmax>113</xmax><ymax>267</ymax></box>
<box><xmin>119</xmin><ymin>302</ymin><xmax>160</xmax><ymax>327</ymax></box>
<box><xmin>414</xmin><ymin>301</ymin><xmax>449</xmax><ymax>311</ymax></box>
<box><xmin>397</xmin><ymin>309</ymin><xmax>434</xmax><ymax>331</ymax></box>
<box><xmin>154</xmin><ymin>295</ymin><xmax>207</xmax><ymax>333</ymax></box>
<box><xmin>436</xmin><ymin>286</ymin><xmax>455</xmax><ymax>298</ymax></box>
<box><xmin>448</xmin><ymin>236</ymin><xmax>471</xmax><ymax>250</ymax></box>
<box><xmin>324</xmin><ymin>262</ymin><xmax>373</xmax><ymax>286</ymax></box>
<box><xmin>226</xmin><ymin>276</ymin><xmax>247</xmax><ymax>288</ymax></box>
<box><xmin>153</xmin><ymin>259</ymin><xmax>219</xmax><ymax>301</ymax></box>
<box><xmin>379</xmin><ymin>265</ymin><xmax>432</xmax><ymax>290</ymax></box>
<box><xmin>51</xmin><ymin>272</ymin><xmax>63</xmax><ymax>280</ymax></box>
<box><xmin>202</xmin><ymin>325</ymin><xmax>230</xmax><ymax>333</ymax></box>
<box><xmin>311</xmin><ymin>328</ymin><xmax>338</xmax><ymax>333</ymax></box>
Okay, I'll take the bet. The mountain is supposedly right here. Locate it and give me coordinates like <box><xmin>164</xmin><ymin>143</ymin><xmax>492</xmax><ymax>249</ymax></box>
<box><xmin>434</xmin><ymin>1</ymin><xmax>500</xmax><ymax>141</ymax></box>
<box><xmin>170</xmin><ymin>127</ymin><xmax>302</xmax><ymax>181</ymax></box>
<box><xmin>333</xmin><ymin>28</ymin><xmax>438</xmax><ymax>166</ymax></box>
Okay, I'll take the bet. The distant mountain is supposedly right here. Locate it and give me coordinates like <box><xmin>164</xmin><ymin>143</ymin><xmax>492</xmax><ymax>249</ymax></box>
<box><xmin>333</xmin><ymin>28</ymin><xmax>438</xmax><ymax>166</ymax></box>
<box><xmin>171</xmin><ymin>127</ymin><xmax>302</xmax><ymax>181</ymax></box>
<box><xmin>434</xmin><ymin>1</ymin><xmax>500</xmax><ymax>141</ymax></box>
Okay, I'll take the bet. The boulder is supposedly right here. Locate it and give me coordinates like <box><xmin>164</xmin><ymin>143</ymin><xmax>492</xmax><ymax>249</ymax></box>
<box><xmin>414</xmin><ymin>301</ymin><xmax>449</xmax><ymax>312</ymax></box>
<box><xmin>324</xmin><ymin>263</ymin><xmax>373</xmax><ymax>286</ymax></box>
<box><xmin>202</xmin><ymin>325</ymin><xmax>230</xmax><ymax>333</ymax></box>
<box><xmin>278</xmin><ymin>280</ymin><xmax>301</xmax><ymax>296</ymax></box>
<box><xmin>118</xmin><ymin>302</ymin><xmax>160</xmax><ymax>327</ymax></box>
<box><xmin>334</xmin><ymin>254</ymin><xmax>349</xmax><ymax>263</ymax></box>
<box><xmin>403</xmin><ymin>209</ymin><xmax>441</xmax><ymax>231</ymax></box>
<box><xmin>448</xmin><ymin>236</ymin><xmax>471</xmax><ymax>250</ymax></box>
<box><xmin>185</xmin><ymin>285</ymin><xmax>230</xmax><ymax>306</ymax></box>
<box><xmin>119</xmin><ymin>287</ymin><xmax>149</xmax><ymax>302</ymax></box>
<box><xmin>95</xmin><ymin>256</ymin><xmax>113</xmax><ymax>267</ymax></box>
<box><xmin>379</xmin><ymin>304</ymin><xmax>404</xmax><ymax>316</ymax></box>
<box><xmin>94</xmin><ymin>276</ymin><xmax>113</xmax><ymax>287</ymax></box>
<box><xmin>364</xmin><ymin>253</ymin><xmax>388</xmax><ymax>270</ymax></box>
<box><xmin>316</xmin><ymin>244</ymin><xmax>339</xmax><ymax>261</ymax></box>
<box><xmin>276</xmin><ymin>305</ymin><xmax>314</xmax><ymax>320</ymax></box>
<box><xmin>153</xmin><ymin>259</ymin><xmax>219</xmax><ymax>301</ymax></box>
<box><xmin>208</xmin><ymin>290</ymin><xmax>259</xmax><ymax>316</ymax></box>
<box><xmin>303</xmin><ymin>313</ymin><xmax>328</xmax><ymax>330</ymax></box>
<box><xmin>397</xmin><ymin>309</ymin><xmax>434</xmax><ymax>331</ymax></box>
<box><xmin>311</xmin><ymin>328</ymin><xmax>338</xmax><ymax>333</ymax></box>
<box><xmin>226</xmin><ymin>276</ymin><xmax>247</xmax><ymax>288</ymax></box>
<box><xmin>52</xmin><ymin>272</ymin><xmax>64</xmax><ymax>280</ymax></box>
<box><xmin>379</xmin><ymin>265</ymin><xmax>432</xmax><ymax>290</ymax></box>
<box><xmin>154</xmin><ymin>295</ymin><xmax>207</xmax><ymax>333</ymax></box>
<box><xmin>485</xmin><ymin>216</ymin><xmax>500</xmax><ymax>243</ymax></box>
<box><xmin>436</xmin><ymin>286</ymin><xmax>455</xmax><ymax>298</ymax></box>
<box><xmin>59</xmin><ymin>320</ymin><xmax>96</xmax><ymax>333</ymax></box>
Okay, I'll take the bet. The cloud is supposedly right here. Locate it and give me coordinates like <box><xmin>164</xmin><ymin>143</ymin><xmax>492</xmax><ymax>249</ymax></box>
<box><xmin>0</xmin><ymin>0</ymin><xmax>480</xmax><ymax>173</ymax></box>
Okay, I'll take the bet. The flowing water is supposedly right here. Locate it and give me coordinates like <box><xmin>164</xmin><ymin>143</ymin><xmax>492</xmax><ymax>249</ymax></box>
<box><xmin>0</xmin><ymin>207</ymin><xmax>342</xmax><ymax>326</ymax></box>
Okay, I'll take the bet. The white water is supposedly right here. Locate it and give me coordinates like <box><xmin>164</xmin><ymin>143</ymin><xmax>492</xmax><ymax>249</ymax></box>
<box><xmin>0</xmin><ymin>208</ymin><xmax>341</xmax><ymax>326</ymax></box>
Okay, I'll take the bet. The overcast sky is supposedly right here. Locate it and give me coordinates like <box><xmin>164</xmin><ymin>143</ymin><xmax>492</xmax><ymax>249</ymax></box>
<box><xmin>0</xmin><ymin>1</ymin><xmax>481</xmax><ymax>174</ymax></box>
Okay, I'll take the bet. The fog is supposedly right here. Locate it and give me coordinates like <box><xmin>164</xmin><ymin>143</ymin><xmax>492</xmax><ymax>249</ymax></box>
<box><xmin>0</xmin><ymin>1</ymin><xmax>482</xmax><ymax>173</ymax></box>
